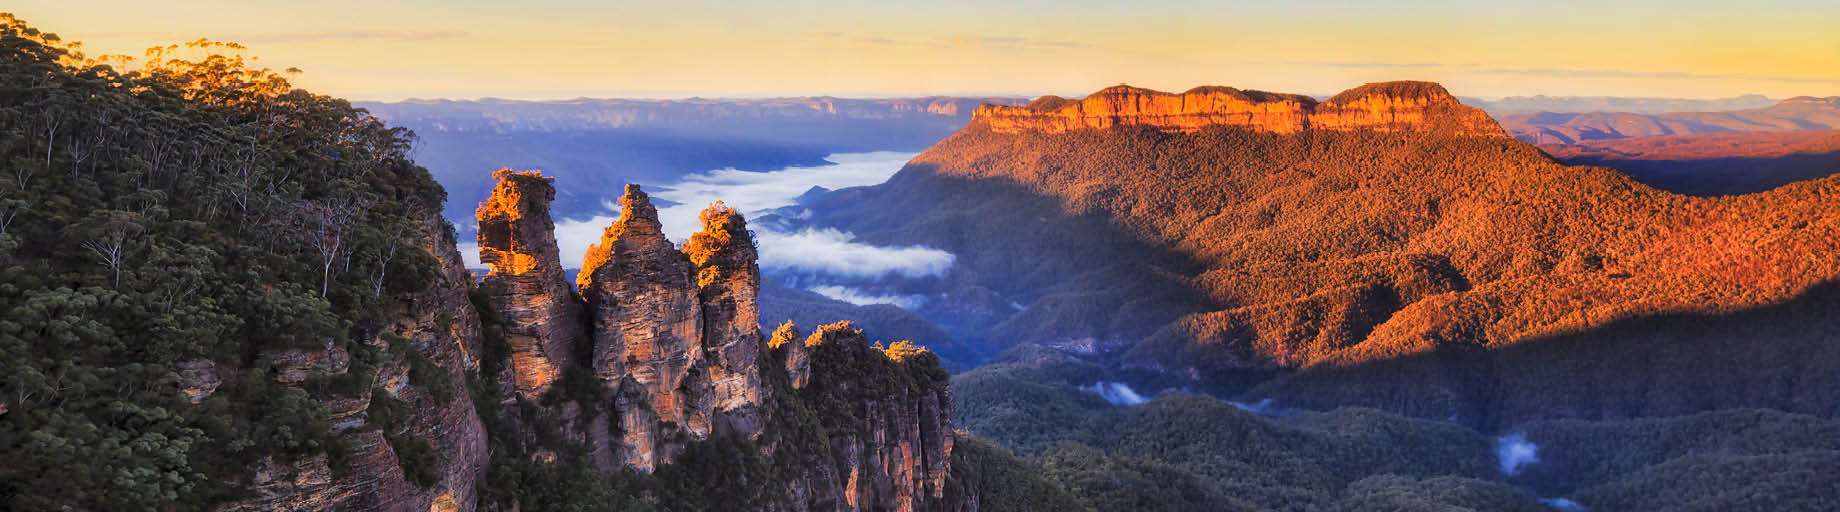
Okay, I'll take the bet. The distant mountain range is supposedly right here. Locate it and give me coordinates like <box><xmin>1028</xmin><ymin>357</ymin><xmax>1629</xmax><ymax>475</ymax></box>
<box><xmin>359</xmin><ymin>96</ymin><xmax>1026</xmax><ymax>222</ymax></box>
<box><xmin>1539</xmin><ymin>130</ymin><xmax>1840</xmax><ymax>195</ymax></box>
<box><xmin>1494</xmin><ymin>96</ymin><xmax>1840</xmax><ymax>144</ymax></box>
<box><xmin>1464</xmin><ymin>94</ymin><xmax>1777</xmax><ymax>115</ymax></box>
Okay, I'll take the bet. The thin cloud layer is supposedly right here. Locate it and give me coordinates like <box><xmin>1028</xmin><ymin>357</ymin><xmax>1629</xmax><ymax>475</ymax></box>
<box><xmin>756</xmin><ymin>228</ymin><xmax>954</xmax><ymax>279</ymax></box>
<box><xmin>530</xmin><ymin>152</ymin><xmax>955</xmax><ymax>283</ymax></box>
<box><xmin>806</xmin><ymin>285</ymin><xmax>928</xmax><ymax>309</ymax></box>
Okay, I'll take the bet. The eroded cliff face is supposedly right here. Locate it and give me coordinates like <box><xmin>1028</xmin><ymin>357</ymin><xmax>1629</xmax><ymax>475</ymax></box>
<box><xmin>683</xmin><ymin>203</ymin><xmax>768</xmax><ymax>438</ymax></box>
<box><xmin>218</xmin><ymin>207</ymin><xmax>489</xmax><ymax>512</ymax></box>
<box><xmin>578</xmin><ymin>184</ymin><xmax>712</xmax><ymax>471</ymax></box>
<box><xmin>476</xmin><ymin>169</ymin><xmax>585</xmax><ymax>399</ymax></box>
<box><xmin>974</xmin><ymin>81</ymin><xmax>1505</xmax><ymax>137</ymax></box>
<box><xmin>769</xmin><ymin>322</ymin><xmax>955</xmax><ymax>512</ymax></box>
<box><xmin>572</xmin><ymin>186</ymin><xmax>772</xmax><ymax>472</ymax></box>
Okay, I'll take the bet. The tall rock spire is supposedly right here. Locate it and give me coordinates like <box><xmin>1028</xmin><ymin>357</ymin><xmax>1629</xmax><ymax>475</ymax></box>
<box><xmin>578</xmin><ymin>184</ymin><xmax>712</xmax><ymax>471</ymax></box>
<box><xmin>683</xmin><ymin>202</ymin><xmax>769</xmax><ymax>438</ymax></box>
<box><xmin>475</xmin><ymin>169</ymin><xmax>584</xmax><ymax>399</ymax></box>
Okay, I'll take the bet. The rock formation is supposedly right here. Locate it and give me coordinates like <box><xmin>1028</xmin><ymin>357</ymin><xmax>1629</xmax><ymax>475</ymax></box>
<box><xmin>578</xmin><ymin>184</ymin><xmax>712</xmax><ymax>471</ymax></box>
<box><xmin>574</xmin><ymin>187</ymin><xmax>773</xmax><ymax>471</ymax></box>
<box><xmin>481</xmin><ymin>178</ymin><xmax>959</xmax><ymax>510</ymax></box>
<box><xmin>769</xmin><ymin>321</ymin><xmax>955</xmax><ymax>511</ymax></box>
<box><xmin>683</xmin><ymin>202</ymin><xmax>768</xmax><ymax>438</ymax></box>
<box><xmin>973</xmin><ymin>81</ymin><xmax>1505</xmax><ymax>137</ymax></box>
<box><xmin>476</xmin><ymin>169</ymin><xmax>584</xmax><ymax>399</ymax></box>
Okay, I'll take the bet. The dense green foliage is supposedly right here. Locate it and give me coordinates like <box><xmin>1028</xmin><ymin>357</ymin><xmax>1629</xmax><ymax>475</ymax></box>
<box><xmin>0</xmin><ymin>15</ymin><xmax>451</xmax><ymax>509</ymax></box>
<box><xmin>947</xmin><ymin>347</ymin><xmax>1113</xmax><ymax>454</ymax></box>
<box><xmin>943</xmin><ymin>436</ymin><xmax>1091</xmax><ymax>512</ymax></box>
<box><xmin>953</xmin><ymin>349</ymin><xmax>1840</xmax><ymax>512</ymax></box>
<box><xmin>1036</xmin><ymin>443</ymin><xmax>1247</xmax><ymax>511</ymax></box>
<box><xmin>1518</xmin><ymin>409</ymin><xmax>1840</xmax><ymax>511</ymax></box>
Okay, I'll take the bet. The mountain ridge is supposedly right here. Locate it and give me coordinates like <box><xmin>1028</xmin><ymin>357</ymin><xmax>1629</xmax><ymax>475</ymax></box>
<box><xmin>790</xmin><ymin>80</ymin><xmax>1840</xmax><ymax>428</ymax></box>
<box><xmin>972</xmin><ymin>81</ymin><xmax>1506</xmax><ymax>137</ymax></box>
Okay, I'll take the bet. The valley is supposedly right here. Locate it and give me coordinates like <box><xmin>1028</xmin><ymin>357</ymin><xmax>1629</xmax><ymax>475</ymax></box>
<box><xmin>5</xmin><ymin>7</ymin><xmax>1840</xmax><ymax>512</ymax></box>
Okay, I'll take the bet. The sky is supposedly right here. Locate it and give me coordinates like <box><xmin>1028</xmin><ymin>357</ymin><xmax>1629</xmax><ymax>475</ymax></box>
<box><xmin>14</xmin><ymin>0</ymin><xmax>1840</xmax><ymax>101</ymax></box>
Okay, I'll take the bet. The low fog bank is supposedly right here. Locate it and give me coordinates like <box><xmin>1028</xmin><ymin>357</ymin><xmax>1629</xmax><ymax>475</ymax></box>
<box><xmin>461</xmin><ymin>151</ymin><xmax>960</xmax><ymax>305</ymax></box>
<box><xmin>1497</xmin><ymin>432</ymin><xmax>1540</xmax><ymax>476</ymax></box>
<box><xmin>1082</xmin><ymin>381</ymin><xmax>1149</xmax><ymax>406</ymax></box>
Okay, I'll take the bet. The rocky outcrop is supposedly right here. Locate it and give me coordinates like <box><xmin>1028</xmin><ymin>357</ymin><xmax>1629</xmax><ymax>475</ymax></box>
<box><xmin>973</xmin><ymin>81</ymin><xmax>1505</xmax><ymax>137</ymax></box>
<box><xmin>575</xmin><ymin>187</ymin><xmax>773</xmax><ymax>471</ymax></box>
<box><xmin>578</xmin><ymin>184</ymin><xmax>711</xmax><ymax>471</ymax></box>
<box><xmin>177</xmin><ymin>359</ymin><xmax>222</xmax><ymax>404</ymax></box>
<box><xmin>770</xmin><ymin>321</ymin><xmax>955</xmax><ymax>512</ymax></box>
<box><xmin>465</xmin><ymin>178</ymin><xmax>962</xmax><ymax>509</ymax></box>
<box><xmin>1311</xmin><ymin>81</ymin><xmax>1506</xmax><ymax>137</ymax></box>
<box><xmin>476</xmin><ymin>169</ymin><xmax>584</xmax><ymax>399</ymax></box>
<box><xmin>683</xmin><ymin>202</ymin><xmax>768</xmax><ymax>438</ymax></box>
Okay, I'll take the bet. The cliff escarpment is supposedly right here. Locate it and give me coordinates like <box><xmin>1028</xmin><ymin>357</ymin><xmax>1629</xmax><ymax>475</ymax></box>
<box><xmin>972</xmin><ymin>81</ymin><xmax>1505</xmax><ymax>137</ymax></box>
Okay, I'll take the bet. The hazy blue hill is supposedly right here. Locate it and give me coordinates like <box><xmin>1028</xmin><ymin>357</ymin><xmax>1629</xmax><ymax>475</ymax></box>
<box><xmin>361</xmin><ymin>96</ymin><xmax>1025</xmax><ymax>222</ymax></box>
<box><xmin>1468</xmin><ymin>94</ymin><xmax>1776</xmax><ymax>115</ymax></box>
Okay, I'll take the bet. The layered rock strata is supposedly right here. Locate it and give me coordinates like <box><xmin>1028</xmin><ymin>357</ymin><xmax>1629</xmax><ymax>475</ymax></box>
<box><xmin>476</xmin><ymin>175</ymin><xmax>958</xmax><ymax>510</ymax></box>
<box><xmin>575</xmin><ymin>187</ymin><xmax>772</xmax><ymax>471</ymax></box>
<box><xmin>577</xmin><ymin>185</ymin><xmax>713</xmax><ymax>470</ymax></box>
<box><xmin>682</xmin><ymin>203</ymin><xmax>768</xmax><ymax>438</ymax></box>
<box><xmin>476</xmin><ymin>169</ymin><xmax>584</xmax><ymax>399</ymax></box>
<box><xmin>973</xmin><ymin>81</ymin><xmax>1505</xmax><ymax>137</ymax></box>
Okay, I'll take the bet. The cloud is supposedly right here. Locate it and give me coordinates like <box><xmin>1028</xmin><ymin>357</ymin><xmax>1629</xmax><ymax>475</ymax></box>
<box><xmin>1496</xmin><ymin>432</ymin><xmax>1540</xmax><ymax>476</ymax></box>
<box><xmin>806</xmin><ymin>285</ymin><xmax>928</xmax><ymax>309</ymax></box>
<box><xmin>551</xmin><ymin>213</ymin><xmax>620</xmax><ymax>269</ymax></box>
<box><xmin>238</xmin><ymin>31</ymin><xmax>468</xmax><ymax>44</ymax></box>
<box><xmin>1229</xmin><ymin>398</ymin><xmax>1296</xmax><ymax>417</ymax></box>
<box><xmin>645</xmin><ymin>151</ymin><xmax>917</xmax><ymax>238</ymax></box>
<box><xmin>457</xmin><ymin>241</ymin><xmax>482</xmax><ymax>268</ymax></box>
<box><xmin>532</xmin><ymin>151</ymin><xmax>954</xmax><ymax>283</ymax></box>
<box><xmin>757</xmin><ymin>228</ymin><xmax>954</xmax><ymax>279</ymax></box>
<box><xmin>1081</xmin><ymin>381</ymin><xmax>1149</xmax><ymax>406</ymax></box>
<box><xmin>1540</xmin><ymin>498</ymin><xmax>1587</xmax><ymax>511</ymax></box>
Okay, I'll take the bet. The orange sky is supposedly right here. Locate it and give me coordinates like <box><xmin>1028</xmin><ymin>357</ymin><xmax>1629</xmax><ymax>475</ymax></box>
<box><xmin>15</xmin><ymin>1</ymin><xmax>1840</xmax><ymax>101</ymax></box>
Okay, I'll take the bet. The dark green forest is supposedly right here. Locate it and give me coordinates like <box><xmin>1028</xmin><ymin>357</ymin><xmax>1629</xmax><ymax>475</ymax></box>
<box><xmin>949</xmin><ymin>344</ymin><xmax>1840</xmax><ymax>511</ymax></box>
<box><xmin>0</xmin><ymin>14</ymin><xmax>451</xmax><ymax>509</ymax></box>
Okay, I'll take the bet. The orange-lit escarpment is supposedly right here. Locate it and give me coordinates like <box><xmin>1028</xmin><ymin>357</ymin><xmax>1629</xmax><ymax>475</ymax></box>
<box><xmin>972</xmin><ymin>81</ymin><xmax>1507</xmax><ymax>137</ymax></box>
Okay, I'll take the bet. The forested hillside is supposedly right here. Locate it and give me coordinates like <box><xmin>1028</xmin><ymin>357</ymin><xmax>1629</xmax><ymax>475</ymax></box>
<box><xmin>0</xmin><ymin>14</ymin><xmax>470</xmax><ymax>509</ymax></box>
